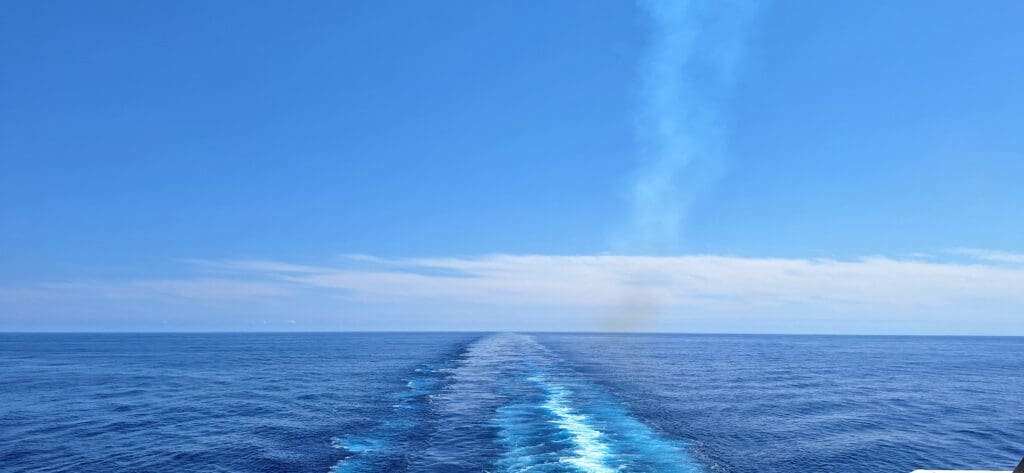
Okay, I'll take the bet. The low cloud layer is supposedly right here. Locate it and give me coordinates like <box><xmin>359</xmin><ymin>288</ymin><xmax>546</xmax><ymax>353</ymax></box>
<box><xmin>4</xmin><ymin>250</ymin><xmax>1022</xmax><ymax>333</ymax></box>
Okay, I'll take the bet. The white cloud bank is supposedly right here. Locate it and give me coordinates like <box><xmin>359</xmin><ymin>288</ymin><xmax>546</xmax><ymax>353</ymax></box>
<box><xmin>4</xmin><ymin>251</ymin><xmax>1023</xmax><ymax>333</ymax></box>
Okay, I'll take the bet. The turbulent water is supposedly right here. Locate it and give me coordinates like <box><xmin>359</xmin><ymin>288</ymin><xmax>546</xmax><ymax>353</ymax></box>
<box><xmin>1</xmin><ymin>333</ymin><xmax>1022</xmax><ymax>472</ymax></box>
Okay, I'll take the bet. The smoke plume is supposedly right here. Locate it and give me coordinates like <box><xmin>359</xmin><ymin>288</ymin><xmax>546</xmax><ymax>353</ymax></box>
<box><xmin>625</xmin><ymin>0</ymin><xmax>758</xmax><ymax>253</ymax></box>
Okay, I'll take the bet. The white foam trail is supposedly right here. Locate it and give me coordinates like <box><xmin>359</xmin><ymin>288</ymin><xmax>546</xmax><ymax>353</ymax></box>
<box><xmin>530</xmin><ymin>375</ymin><xmax>616</xmax><ymax>473</ymax></box>
<box><xmin>625</xmin><ymin>0</ymin><xmax>758</xmax><ymax>252</ymax></box>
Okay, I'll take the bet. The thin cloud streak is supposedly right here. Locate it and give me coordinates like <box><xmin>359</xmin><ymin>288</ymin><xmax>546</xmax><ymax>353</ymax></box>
<box><xmin>948</xmin><ymin>248</ymin><xmax>1024</xmax><ymax>265</ymax></box>
<box><xmin>7</xmin><ymin>278</ymin><xmax>294</xmax><ymax>301</ymax></box>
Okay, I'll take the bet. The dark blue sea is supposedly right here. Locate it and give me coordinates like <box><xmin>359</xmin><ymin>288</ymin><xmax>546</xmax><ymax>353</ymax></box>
<box><xmin>1</xmin><ymin>333</ymin><xmax>1022</xmax><ymax>472</ymax></box>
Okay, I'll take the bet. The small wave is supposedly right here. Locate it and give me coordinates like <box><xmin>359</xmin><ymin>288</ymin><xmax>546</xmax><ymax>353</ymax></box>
<box><xmin>328</xmin><ymin>361</ymin><xmax>456</xmax><ymax>472</ymax></box>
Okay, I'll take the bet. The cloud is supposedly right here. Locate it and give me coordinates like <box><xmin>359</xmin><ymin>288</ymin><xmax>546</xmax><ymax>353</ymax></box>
<box><xmin>305</xmin><ymin>254</ymin><xmax>1024</xmax><ymax>311</ymax></box>
<box><xmin>5</xmin><ymin>252</ymin><xmax>1023</xmax><ymax>332</ymax></box>
<box><xmin>949</xmin><ymin>248</ymin><xmax>1024</xmax><ymax>265</ymax></box>
<box><xmin>78</xmin><ymin>253</ymin><xmax>1024</xmax><ymax>311</ymax></box>
<box><xmin>20</xmin><ymin>278</ymin><xmax>294</xmax><ymax>301</ymax></box>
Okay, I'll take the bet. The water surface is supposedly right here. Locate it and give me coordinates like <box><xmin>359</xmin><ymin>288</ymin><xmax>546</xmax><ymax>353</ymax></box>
<box><xmin>1</xmin><ymin>333</ymin><xmax>1021</xmax><ymax>472</ymax></box>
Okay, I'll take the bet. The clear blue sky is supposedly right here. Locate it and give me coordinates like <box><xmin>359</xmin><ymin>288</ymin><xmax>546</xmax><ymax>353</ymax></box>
<box><xmin>2</xmin><ymin>1</ymin><xmax>1023</xmax><ymax>333</ymax></box>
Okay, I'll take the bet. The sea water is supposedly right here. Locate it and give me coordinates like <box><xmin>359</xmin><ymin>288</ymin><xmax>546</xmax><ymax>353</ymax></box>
<box><xmin>1</xmin><ymin>333</ymin><xmax>1021</xmax><ymax>472</ymax></box>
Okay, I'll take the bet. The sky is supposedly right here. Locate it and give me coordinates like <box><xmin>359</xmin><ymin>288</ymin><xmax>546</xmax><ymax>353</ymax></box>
<box><xmin>2</xmin><ymin>0</ymin><xmax>1023</xmax><ymax>334</ymax></box>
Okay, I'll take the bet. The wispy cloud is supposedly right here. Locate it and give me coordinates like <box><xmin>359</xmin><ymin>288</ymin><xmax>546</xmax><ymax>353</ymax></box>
<box><xmin>9</xmin><ymin>278</ymin><xmax>293</xmax><ymax>301</ymax></box>
<box><xmin>284</xmin><ymin>254</ymin><xmax>1024</xmax><ymax>309</ymax></box>
<box><xmin>5</xmin><ymin>252</ymin><xmax>1023</xmax><ymax>332</ymax></box>
<box><xmin>949</xmin><ymin>248</ymin><xmax>1024</xmax><ymax>265</ymax></box>
<box><xmin>22</xmin><ymin>253</ymin><xmax>1024</xmax><ymax>308</ymax></box>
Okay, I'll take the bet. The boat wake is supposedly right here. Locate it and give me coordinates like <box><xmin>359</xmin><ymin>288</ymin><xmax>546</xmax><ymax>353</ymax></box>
<box><xmin>330</xmin><ymin>333</ymin><xmax>704</xmax><ymax>472</ymax></box>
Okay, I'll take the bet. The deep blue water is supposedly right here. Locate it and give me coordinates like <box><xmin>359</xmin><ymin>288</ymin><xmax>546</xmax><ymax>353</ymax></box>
<box><xmin>1</xmin><ymin>333</ymin><xmax>1021</xmax><ymax>472</ymax></box>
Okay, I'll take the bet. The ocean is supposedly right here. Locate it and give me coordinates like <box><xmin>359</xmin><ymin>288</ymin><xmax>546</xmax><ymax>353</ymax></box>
<box><xmin>1</xmin><ymin>332</ymin><xmax>1021</xmax><ymax>472</ymax></box>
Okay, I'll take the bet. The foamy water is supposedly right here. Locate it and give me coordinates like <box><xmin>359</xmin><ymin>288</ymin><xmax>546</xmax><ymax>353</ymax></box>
<box><xmin>333</xmin><ymin>333</ymin><xmax>702</xmax><ymax>472</ymax></box>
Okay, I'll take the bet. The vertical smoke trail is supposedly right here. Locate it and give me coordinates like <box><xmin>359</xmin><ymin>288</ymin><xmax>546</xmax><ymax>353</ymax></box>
<box><xmin>604</xmin><ymin>0</ymin><xmax>758</xmax><ymax>331</ymax></box>
<box><xmin>626</xmin><ymin>0</ymin><xmax>758</xmax><ymax>253</ymax></box>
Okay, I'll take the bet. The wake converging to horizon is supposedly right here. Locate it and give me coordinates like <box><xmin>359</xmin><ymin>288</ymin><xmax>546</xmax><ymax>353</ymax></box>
<box><xmin>331</xmin><ymin>333</ymin><xmax>702</xmax><ymax>472</ymax></box>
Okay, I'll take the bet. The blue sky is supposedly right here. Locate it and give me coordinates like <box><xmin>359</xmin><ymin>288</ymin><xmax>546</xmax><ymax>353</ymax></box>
<box><xmin>2</xmin><ymin>1</ymin><xmax>1023</xmax><ymax>333</ymax></box>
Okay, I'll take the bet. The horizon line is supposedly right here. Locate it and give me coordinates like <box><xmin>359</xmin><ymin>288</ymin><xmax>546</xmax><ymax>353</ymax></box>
<box><xmin>3</xmin><ymin>330</ymin><xmax>1022</xmax><ymax>338</ymax></box>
